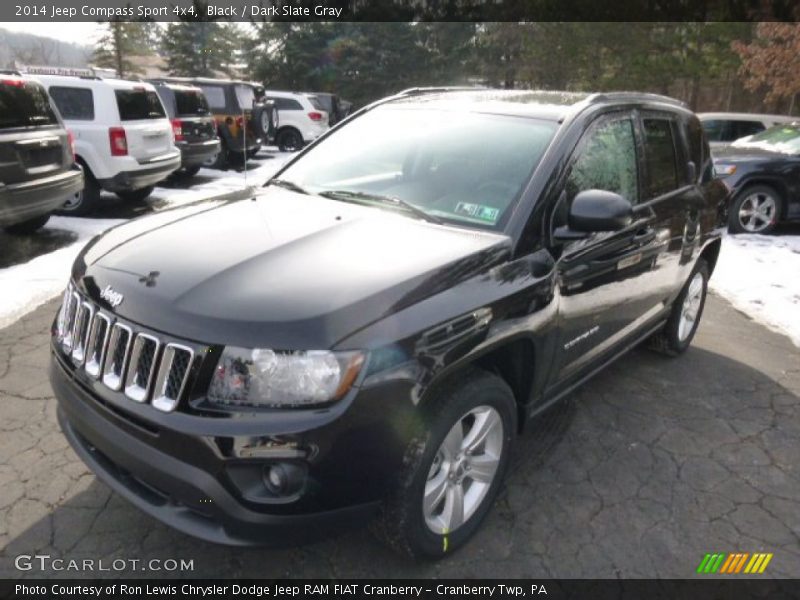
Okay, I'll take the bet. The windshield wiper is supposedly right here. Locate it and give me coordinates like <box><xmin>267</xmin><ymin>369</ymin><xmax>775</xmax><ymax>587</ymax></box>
<box><xmin>319</xmin><ymin>190</ymin><xmax>443</xmax><ymax>225</ymax></box>
<box><xmin>267</xmin><ymin>179</ymin><xmax>311</xmax><ymax>195</ymax></box>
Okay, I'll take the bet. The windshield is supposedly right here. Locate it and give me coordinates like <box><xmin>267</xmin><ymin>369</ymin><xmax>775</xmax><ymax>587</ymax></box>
<box><xmin>732</xmin><ymin>124</ymin><xmax>800</xmax><ymax>154</ymax></box>
<box><xmin>0</xmin><ymin>79</ymin><xmax>59</xmax><ymax>129</ymax></box>
<box><xmin>115</xmin><ymin>89</ymin><xmax>166</xmax><ymax>120</ymax></box>
<box><xmin>276</xmin><ymin>106</ymin><xmax>557</xmax><ymax>230</ymax></box>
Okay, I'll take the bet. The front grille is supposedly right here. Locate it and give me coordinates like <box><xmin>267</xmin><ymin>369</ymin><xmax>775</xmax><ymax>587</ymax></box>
<box><xmin>56</xmin><ymin>283</ymin><xmax>197</xmax><ymax>413</ymax></box>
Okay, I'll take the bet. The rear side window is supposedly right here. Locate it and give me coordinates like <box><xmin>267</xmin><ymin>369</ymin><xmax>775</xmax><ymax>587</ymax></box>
<box><xmin>49</xmin><ymin>86</ymin><xmax>94</xmax><ymax>120</ymax></box>
<box><xmin>306</xmin><ymin>95</ymin><xmax>324</xmax><ymax>111</ymax></box>
<box><xmin>701</xmin><ymin>119</ymin><xmax>724</xmax><ymax>142</ymax></box>
<box><xmin>115</xmin><ymin>89</ymin><xmax>166</xmax><ymax>120</ymax></box>
<box><xmin>271</xmin><ymin>97</ymin><xmax>303</xmax><ymax>110</ymax></box>
<box><xmin>642</xmin><ymin>119</ymin><xmax>679</xmax><ymax>198</ymax></box>
<box><xmin>234</xmin><ymin>85</ymin><xmax>255</xmax><ymax>110</ymax></box>
<box><xmin>731</xmin><ymin>120</ymin><xmax>764</xmax><ymax>140</ymax></box>
<box><xmin>199</xmin><ymin>85</ymin><xmax>225</xmax><ymax>110</ymax></box>
<box><xmin>0</xmin><ymin>80</ymin><xmax>59</xmax><ymax>129</ymax></box>
<box><xmin>174</xmin><ymin>89</ymin><xmax>210</xmax><ymax>116</ymax></box>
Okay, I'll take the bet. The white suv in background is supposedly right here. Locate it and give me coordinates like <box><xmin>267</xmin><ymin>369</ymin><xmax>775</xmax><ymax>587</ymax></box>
<box><xmin>698</xmin><ymin>112</ymin><xmax>796</xmax><ymax>149</ymax></box>
<box><xmin>30</xmin><ymin>68</ymin><xmax>181</xmax><ymax>214</ymax></box>
<box><xmin>265</xmin><ymin>91</ymin><xmax>329</xmax><ymax>152</ymax></box>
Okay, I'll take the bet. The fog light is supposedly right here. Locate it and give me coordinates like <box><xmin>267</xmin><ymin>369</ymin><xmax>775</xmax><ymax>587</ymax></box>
<box><xmin>262</xmin><ymin>462</ymin><xmax>305</xmax><ymax>497</ymax></box>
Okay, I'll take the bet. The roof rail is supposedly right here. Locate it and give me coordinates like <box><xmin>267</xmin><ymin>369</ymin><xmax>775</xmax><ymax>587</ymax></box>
<box><xmin>16</xmin><ymin>65</ymin><xmax>104</xmax><ymax>79</ymax></box>
<box><xmin>0</xmin><ymin>69</ymin><xmax>22</xmax><ymax>76</ymax></box>
<box><xmin>396</xmin><ymin>86</ymin><xmax>487</xmax><ymax>97</ymax></box>
<box><xmin>588</xmin><ymin>91</ymin><xmax>688</xmax><ymax>108</ymax></box>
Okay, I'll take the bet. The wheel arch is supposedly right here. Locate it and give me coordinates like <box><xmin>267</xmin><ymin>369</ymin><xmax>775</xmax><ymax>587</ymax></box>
<box><xmin>733</xmin><ymin>178</ymin><xmax>789</xmax><ymax>218</ymax></box>
<box><xmin>699</xmin><ymin>237</ymin><xmax>722</xmax><ymax>276</ymax></box>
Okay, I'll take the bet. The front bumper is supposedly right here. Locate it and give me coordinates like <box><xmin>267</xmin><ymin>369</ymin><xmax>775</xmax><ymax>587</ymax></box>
<box><xmin>0</xmin><ymin>166</ymin><xmax>83</xmax><ymax>226</ymax></box>
<box><xmin>50</xmin><ymin>342</ymin><xmax>412</xmax><ymax>546</ymax></box>
<box><xmin>97</xmin><ymin>152</ymin><xmax>181</xmax><ymax>192</ymax></box>
<box><xmin>178</xmin><ymin>139</ymin><xmax>221</xmax><ymax>168</ymax></box>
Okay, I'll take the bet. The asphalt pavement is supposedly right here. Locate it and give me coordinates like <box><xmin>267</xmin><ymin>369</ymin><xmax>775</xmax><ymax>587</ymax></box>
<box><xmin>0</xmin><ymin>292</ymin><xmax>798</xmax><ymax>578</ymax></box>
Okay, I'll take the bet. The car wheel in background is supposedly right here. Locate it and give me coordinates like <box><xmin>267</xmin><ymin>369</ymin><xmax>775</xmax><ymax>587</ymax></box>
<box><xmin>177</xmin><ymin>165</ymin><xmax>202</xmax><ymax>178</ymax></box>
<box><xmin>728</xmin><ymin>185</ymin><xmax>782</xmax><ymax>234</ymax></box>
<box><xmin>116</xmin><ymin>186</ymin><xmax>154</xmax><ymax>203</ymax></box>
<box><xmin>372</xmin><ymin>369</ymin><xmax>516</xmax><ymax>559</ymax></box>
<box><xmin>3</xmin><ymin>214</ymin><xmax>50</xmax><ymax>235</ymax></box>
<box><xmin>58</xmin><ymin>175</ymin><xmax>101</xmax><ymax>216</ymax></box>
<box><xmin>649</xmin><ymin>258</ymin><xmax>709</xmax><ymax>356</ymax></box>
<box><xmin>277</xmin><ymin>128</ymin><xmax>304</xmax><ymax>152</ymax></box>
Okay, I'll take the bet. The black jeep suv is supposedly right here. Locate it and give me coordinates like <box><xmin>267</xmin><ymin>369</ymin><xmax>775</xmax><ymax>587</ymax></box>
<box><xmin>50</xmin><ymin>89</ymin><xmax>726</xmax><ymax>558</ymax></box>
<box><xmin>0</xmin><ymin>72</ymin><xmax>83</xmax><ymax>233</ymax></box>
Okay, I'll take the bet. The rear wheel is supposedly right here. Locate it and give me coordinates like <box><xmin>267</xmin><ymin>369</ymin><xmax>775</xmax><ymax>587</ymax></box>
<box><xmin>58</xmin><ymin>174</ymin><xmax>101</xmax><ymax>216</ymax></box>
<box><xmin>649</xmin><ymin>259</ymin><xmax>709</xmax><ymax>356</ymax></box>
<box><xmin>116</xmin><ymin>186</ymin><xmax>154</xmax><ymax>203</ymax></box>
<box><xmin>372</xmin><ymin>370</ymin><xmax>516</xmax><ymax>559</ymax></box>
<box><xmin>3</xmin><ymin>214</ymin><xmax>50</xmax><ymax>234</ymax></box>
<box><xmin>728</xmin><ymin>185</ymin><xmax>781</xmax><ymax>234</ymax></box>
<box><xmin>276</xmin><ymin>128</ymin><xmax>304</xmax><ymax>152</ymax></box>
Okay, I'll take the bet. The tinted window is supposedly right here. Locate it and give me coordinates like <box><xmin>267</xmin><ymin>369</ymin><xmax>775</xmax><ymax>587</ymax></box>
<box><xmin>279</xmin><ymin>107</ymin><xmax>557</xmax><ymax>230</ymax></box>
<box><xmin>0</xmin><ymin>80</ymin><xmax>59</xmax><ymax>129</ymax></box>
<box><xmin>567</xmin><ymin>118</ymin><xmax>638</xmax><ymax>204</ymax></box>
<box><xmin>272</xmin><ymin>97</ymin><xmax>303</xmax><ymax>110</ymax></box>
<box><xmin>199</xmin><ymin>85</ymin><xmax>226</xmax><ymax>110</ymax></box>
<box><xmin>642</xmin><ymin>119</ymin><xmax>678</xmax><ymax>198</ymax></box>
<box><xmin>734</xmin><ymin>125</ymin><xmax>800</xmax><ymax>153</ymax></box>
<box><xmin>115</xmin><ymin>89</ymin><xmax>166</xmax><ymax>120</ymax></box>
<box><xmin>731</xmin><ymin>120</ymin><xmax>765</xmax><ymax>140</ymax></box>
<box><xmin>175</xmin><ymin>89</ymin><xmax>210</xmax><ymax>116</ymax></box>
<box><xmin>48</xmin><ymin>86</ymin><xmax>94</xmax><ymax>120</ymax></box>
<box><xmin>701</xmin><ymin>119</ymin><xmax>725</xmax><ymax>142</ymax></box>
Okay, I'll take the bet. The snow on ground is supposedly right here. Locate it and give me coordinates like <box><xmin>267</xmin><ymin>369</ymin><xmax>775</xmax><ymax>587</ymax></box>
<box><xmin>710</xmin><ymin>233</ymin><xmax>800</xmax><ymax>347</ymax></box>
<box><xmin>0</xmin><ymin>150</ymin><xmax>291</xmax><ymax>329</ymax></box>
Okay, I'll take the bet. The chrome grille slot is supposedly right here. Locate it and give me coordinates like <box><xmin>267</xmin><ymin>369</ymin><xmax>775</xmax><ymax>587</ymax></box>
<box><xmin>152</xmin><ymin>344</ymin><xmax>193</xmax><ymax>413</ymax></box>
<box><xmin>71</xmin><ymin>302</ymin><xmax>94</xmax><ymax>365</ymax></box>
<box><xmin>85</xmin><ymin>313</ymin><xmax>111</xmax><ymax>378</ymax></box>
<box><xmin>102</xmin><ymin>323</ymin><xmax>132</xmax><ymax>391</ymax></box>
<box><xmin>124</xmin><ymin>334</ymin><xmax>160</xmax><ymax>402</ymax></box>
<box><xmin>55</xmin><ymin>284</ymin><xmax>73</xmax><ymax>341</ymax></box>
<box><xmin>61</xmin><ymin>291</ymin><xmax>80</xmax><ymax>352</ymax></box>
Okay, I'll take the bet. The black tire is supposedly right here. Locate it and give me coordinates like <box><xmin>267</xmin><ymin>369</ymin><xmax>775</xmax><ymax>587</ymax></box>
<box><xmin>116</xmin><ymin>186</ymin><xmax>154</xmax><ymax>203</ymax></box>
<box><xmin>276</xmin><ymin>128</ymin><xmax>304</xmax><ymax>152</ymax></box>
<box><xmin>3</xmin><ymin>214</ymin><xmax>50</xmax><ymax>234</ymax></box>
<box><xmin>372</xmin><ymin>369</ymin><xmax>517</xmax><ymax>559</ymax></box>
<box><xmin>253</xmin><ymin>105</ymin><xmax>271</xmax><ymax>139</ymax></box>
<box><xmin>206</xmin><ymin>148</ymin><xmax>228</xmax><ymax>170</ymax></box>
<box><xmin>728</xmin><ymin>185</ymin><xmax>782</xmax><ymax>234</ymax></box>
<box><xmin>649</xmin><ymin>258</ymin><xmax>709</xmax><ymax>357</ymax></box>
<box><xmin>57</xmin><ymin>173</ymin><xmax>101</xmax><ymax>216</ymax></box>
<box><xmin>179</xmin><ymin>165</ymin><xmax>202</xmax><ymax>178</ymax></box>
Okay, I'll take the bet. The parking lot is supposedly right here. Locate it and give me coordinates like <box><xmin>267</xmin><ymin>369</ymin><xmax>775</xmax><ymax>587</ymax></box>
<box><xmin>1</xmin><ymin>147</ymin><xmax>799</xmax><ymax>579</ymax></box>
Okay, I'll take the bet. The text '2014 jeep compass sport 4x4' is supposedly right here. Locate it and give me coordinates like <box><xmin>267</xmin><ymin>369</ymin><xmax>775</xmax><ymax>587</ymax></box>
<box><xmin>51</xmin><ymin>89</ymin><xmax>726</xmax><ymax>558</ymax></box>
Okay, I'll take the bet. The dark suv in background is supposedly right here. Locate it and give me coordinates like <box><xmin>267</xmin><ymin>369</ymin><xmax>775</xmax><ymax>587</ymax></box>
<box><xmin>148</xmin><ymin>81</ymin><xmax>221</xmax><ymax>177</ymax></box>
<box><xmin>0</xmin><ymin>72</ymin><xmax>83</xmax><ymax>234</ymax></box>
<box><xmin>51</xmin><ymin>89</ymin><xmax>725</xmax><ymax>559</ymax></box>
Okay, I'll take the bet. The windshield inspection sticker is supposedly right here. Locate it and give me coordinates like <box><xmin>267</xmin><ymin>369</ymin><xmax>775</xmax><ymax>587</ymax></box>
<box><xmin>455</xmin><ymin>202</ymin><xmax>500</xmax><ymax>224</ymax></box>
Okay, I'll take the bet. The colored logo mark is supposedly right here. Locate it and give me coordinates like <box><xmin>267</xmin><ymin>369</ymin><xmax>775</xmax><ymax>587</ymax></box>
<box><xmin>696</xmin><ymin>552</ymin><xmax>773</xmax><ymax>574</ymax></box>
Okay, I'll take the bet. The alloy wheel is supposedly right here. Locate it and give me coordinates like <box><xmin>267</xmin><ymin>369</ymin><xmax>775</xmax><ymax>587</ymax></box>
<box><xmin>423</xmin><ymin>405</ymin><xmax>504</xmax><ymax>534</ymax></box>
<box><xmin>738</xmin><ymin>192</ymin><xmax>777</xmax><ymax>233</ymax></box>
<box><xmin>678</xmin><ymin>272</ymin><xmax>704</xmax><ymax>342</ymax></box>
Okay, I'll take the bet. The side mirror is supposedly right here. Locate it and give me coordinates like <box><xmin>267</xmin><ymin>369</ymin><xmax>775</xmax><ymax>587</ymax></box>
<box><xmin>687</xmin><ymin>161</ymin><xmax>697</xmax><ymax>183</ymax></box>
<box><xmin>567</xmin><ymin>189</ymin><xmax>633</xmax><ymax>233</ymax></box>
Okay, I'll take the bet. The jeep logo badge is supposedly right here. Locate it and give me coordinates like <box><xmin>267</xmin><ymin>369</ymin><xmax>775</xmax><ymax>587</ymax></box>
<box><xmin>100</xmin><ymin>285</ymin><xmax>124</xmax><ymax>308</ymax></box>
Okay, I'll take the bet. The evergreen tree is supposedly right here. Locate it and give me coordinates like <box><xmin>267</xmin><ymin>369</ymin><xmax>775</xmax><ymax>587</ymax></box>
<box><xmin>92</xmin><ymin>20</ymin><xmax>153</xmax><ymax>78</ymax></box>
<box><xmin>162</xmin><ymin>21</ymin><xmax>242</xmax><ymax>77</ymax></box>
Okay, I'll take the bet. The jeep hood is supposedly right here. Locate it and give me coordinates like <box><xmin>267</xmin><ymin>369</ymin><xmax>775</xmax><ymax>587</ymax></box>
<box><xmin>74</xmin><ymin>188</ymin><xmax>510</xmax><ymax>349</ymax></box>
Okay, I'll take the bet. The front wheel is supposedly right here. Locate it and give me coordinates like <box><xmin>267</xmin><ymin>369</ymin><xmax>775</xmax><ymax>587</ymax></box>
<box><xmin>728</xmin><ymin>185</ymin><xmax>782</xmax><ymax>234</ymax></box>
<box><xmin>372</xmin><ymin>370</ymin><xmax>516</xmax><ymax>559</ymax></box>
<box><xmin>276</xmin><ymin>128</ymin><xmax>304</xmax><ymax>152</ymax></box>
<box><xmin>58</xmin><ymin>175</ymin><xmax>101</xmax><ymax>216</ymax></box>
<box><xmin>649</xmin><ymin>259</ymin><xmax>709</xmax><ymax>356</ymax></box>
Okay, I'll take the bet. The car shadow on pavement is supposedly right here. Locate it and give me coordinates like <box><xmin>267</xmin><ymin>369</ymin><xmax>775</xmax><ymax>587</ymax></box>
<box><xmin>2</xmin><ymin>336</ymin><xmax>798</xmax><ymax>578</ymax></box>
<box><xmin>0</xmin><ymin>228</ymin><xmax>78</xmax><ymax>269</ymax></box>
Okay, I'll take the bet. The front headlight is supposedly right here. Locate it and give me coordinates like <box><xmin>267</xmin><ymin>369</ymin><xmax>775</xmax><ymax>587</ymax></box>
<box><xmin>714</xmin><ymin>163</ymin><xmax>737</xmax><ymax>177</ymax></box>
<box><xmin>208</xmin><ymin>347</ymin><xmax>365</xmax><ymax>408</ymax></box>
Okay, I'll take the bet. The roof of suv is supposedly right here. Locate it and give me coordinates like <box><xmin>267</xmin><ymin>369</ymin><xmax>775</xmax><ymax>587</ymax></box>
<box><xmin>382</xmin><ymin>88</ymin><xmax>688</xmax><ymax>121</ymax></box>
<box><xmin>697</xmin><ymin>112</ymin><xmax>795</xmax><ymax>122</ymax></box>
